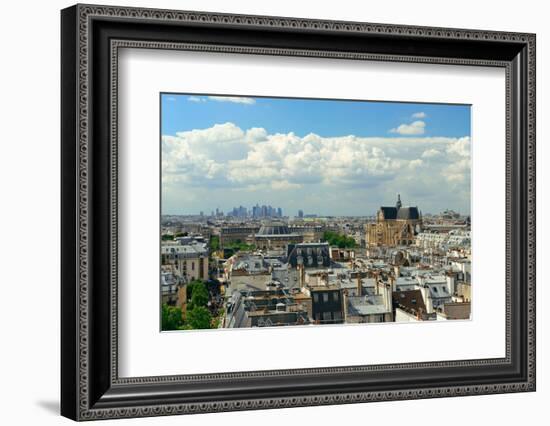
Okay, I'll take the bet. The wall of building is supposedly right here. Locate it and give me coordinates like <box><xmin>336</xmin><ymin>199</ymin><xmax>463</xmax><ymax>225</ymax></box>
<box><xmin>395</xmin><ymin>308</ymin><xmax>420</xmax><ymax>322</ymax></box>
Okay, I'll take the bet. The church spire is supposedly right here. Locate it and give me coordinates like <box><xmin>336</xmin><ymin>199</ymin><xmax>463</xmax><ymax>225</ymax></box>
<box><xmin>396</xmin><ymin>194</ymin><xmax>402</xmax><ymax>210</ymax></box>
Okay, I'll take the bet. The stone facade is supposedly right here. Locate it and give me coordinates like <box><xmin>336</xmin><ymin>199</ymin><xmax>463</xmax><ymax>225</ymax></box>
<box><xmin>366</xmin><ymin>195</ymin><xmax>422</xmax><ymax>247</ymax></box>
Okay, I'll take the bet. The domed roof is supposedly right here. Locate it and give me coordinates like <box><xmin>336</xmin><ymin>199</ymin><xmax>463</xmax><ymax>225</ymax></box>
<box><xmin>256</xmin><ymin>222</ymin><xmax>291</xmax><ymax>236</ymax></box>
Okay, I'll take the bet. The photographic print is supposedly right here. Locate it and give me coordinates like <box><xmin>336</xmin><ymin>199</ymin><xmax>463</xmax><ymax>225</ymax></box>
<box><xmin>160</xmin><ymin>94</ymin><xmax>472</xmax><ymax>331</ymax></box>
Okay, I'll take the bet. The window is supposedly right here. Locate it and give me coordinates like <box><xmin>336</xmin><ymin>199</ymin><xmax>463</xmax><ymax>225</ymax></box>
<box><xmin>322</xmin><ymin>293</ymin><xmax>329</xmax><ymax>303</ymax></box>
<box><xmin>322</xmin><ymin>312</ymin><xmax>332</xmax><ymax>322</ymax></box>
<box><xmin>313</xmin><ymin>293</ymin><xmax>319</xmax><ymax>303</ymax></box>
<box><xmin>333</xmin><ymin>292</ymin><xmax>339</xmax><ymax>302</ymax></box>
<box><xmin>333</xmin><ymin>311</ymin><xmax>342</xmax><ymax>321</ymax></box>
<box><xmin>192</xmin><ymin>262</ymin><xmax>195</xmax><ymax>271</ymax></box>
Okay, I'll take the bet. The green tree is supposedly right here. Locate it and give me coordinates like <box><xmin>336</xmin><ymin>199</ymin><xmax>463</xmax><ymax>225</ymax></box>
<box><xmin>190</xmin><ymin>285</ymin><xmax>209</xmax><ymax>309</ymax></box>
<box><xmin>212</xmin><ymin>308</ymin><xmax>225</xmax><ymax>328</ymax></box>
<box><xmin>322</xmin><ymin>231</ymin><xmax>357</xmax><ymax>249</ymax></box>
<box><xmin>186</xmin><ymin>279</ymin><xmax>203</xmax><ymax>299</ymax></box>
<box><xmin>210</xmin><ymin>235</ymin><xmax>220</xmax><ymax>251</ymax></box>
<box><xmin>161</xmin><ymin>234</ymin><xmax>174</xmax><ymax>241</ymax></box>
<box><xmin>187</xmin><ymin>306</ymin><xmax>212</xmax><ymax>329</ymax></box>
<box><xmin>187</xmin><ymin>280</ymin><xmax>209</xmax><ymax>310</ymax></box>
<box><xmin>226</xmin><ymin>241</ymin><xmax>255</xmax><ymax>252</ymax></box>
<box><xmin>161</xmin><ymin>304</ymin><xmax>183</xmax><ymax>331</ymax></box>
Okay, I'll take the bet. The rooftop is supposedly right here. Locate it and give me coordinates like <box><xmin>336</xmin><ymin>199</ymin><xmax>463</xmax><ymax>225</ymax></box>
<box><xmin>256</xmin><ymin>222</ymin><xmax>297</xmax><ymax>236</ymax></box>
<box><xmin>347</xmin><ymin>295</ymin><xmax>390</xmax><ymax>316</ymax></box>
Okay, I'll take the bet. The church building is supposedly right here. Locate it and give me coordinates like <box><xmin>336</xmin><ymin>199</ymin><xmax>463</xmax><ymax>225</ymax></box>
<box><xmin>366</xmin><ymin>195</ymin><xmax>422</xmax><ymax>247</ymax></box>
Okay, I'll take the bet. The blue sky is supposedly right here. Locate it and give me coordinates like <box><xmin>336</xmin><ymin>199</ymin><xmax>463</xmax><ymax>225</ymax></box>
<box><xmin>161</xmin><ymin>93</ymin><xmax>471</xmax><ymax>216</ymax></box>
<box><xmin>161</xmin><ymin>94</ymin><xmax>470</xmax><ymax>139</ymax></box>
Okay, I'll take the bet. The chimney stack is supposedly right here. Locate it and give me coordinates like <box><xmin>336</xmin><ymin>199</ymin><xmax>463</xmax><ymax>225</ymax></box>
<box><xmin>343</xmin><ymin>289</ymin><xmax>349</xmax><ymax>321</ymax></box>
<box><xmin>298</xmin><ymin>263</ymin><xmax>305</xmax><ymax>288</ymax></box>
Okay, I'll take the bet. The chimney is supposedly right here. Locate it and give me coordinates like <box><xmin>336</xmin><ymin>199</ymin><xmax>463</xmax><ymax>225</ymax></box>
<box><xmin>298</xmin><ymin>263</ymin><xmax>305</xmax><ymax>288</ymax></box>
<box><xmin>384</xmin><ymin>283</ymin><xmax>392</xmax><ymax>313</ymax></box>
<box><xmin>343</xmin><ymin>289</ymin><xmax>349</xmax><ymax>321</ymax></box>
<box><xmin>446</xmin><ymin>273</ymin><xmax>456</xmax><ymax>295</ymax></box>
<box><xmin>420</xmin><ymin>286</ymin><xmax>434</xmax><ymax>314</ymax></box>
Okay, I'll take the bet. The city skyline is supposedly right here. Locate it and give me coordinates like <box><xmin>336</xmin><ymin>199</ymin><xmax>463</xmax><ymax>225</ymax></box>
<box><xmin>161</xmin><ymin>94</ymin><xmax>471</xmax><ymax>216</ymax></box>
<box><xmin>161</xmin><ymin>199</ymin><xmax>468</xmax><ymax>218</ymax></box>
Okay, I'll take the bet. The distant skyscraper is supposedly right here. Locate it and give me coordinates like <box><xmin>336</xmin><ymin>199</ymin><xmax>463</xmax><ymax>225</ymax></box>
<box><xmin>298</xmin><ymin>210</ymin><xmax>304</xmax><ymax>218</ymax></box>
<box><xmin>222</xmin><ymin>203</ymin><xmax>283</xmax><ymax>218</ymax></box>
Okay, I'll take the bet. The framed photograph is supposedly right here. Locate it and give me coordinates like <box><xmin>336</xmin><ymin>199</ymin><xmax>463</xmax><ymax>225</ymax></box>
<box><xmin>61</xmin><ymin>4</ymin><xmax>536</xmax><ymax>421</ymax></box>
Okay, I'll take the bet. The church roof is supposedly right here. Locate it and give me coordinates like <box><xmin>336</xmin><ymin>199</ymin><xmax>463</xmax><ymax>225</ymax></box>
<box><xmin>397</xmin><ymin>207</ymin><xmax>420</xmax><ymax>220</ymax></box>
<box><xmin>380</xmin><ymin>207</ymin><xmax>398</xmax><ymax>219</ymax></box>
<box><xmin>379</xmin><ymin>200</ymin><xmax>420</xmax><ymax>220</ymax></box>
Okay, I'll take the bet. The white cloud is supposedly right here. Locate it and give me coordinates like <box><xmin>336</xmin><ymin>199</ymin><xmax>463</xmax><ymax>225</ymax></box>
<box><xmin>412</xmin><ymin>112</ymin><xmax>427</xmax><ymax>119</ymax></box>
<box><xmin>161</xmin><ymin>122</ymin><xmax>472</xmax><ymax>214</ymax></box>
<box><xmin>408</xmin><ymin>159</ymin><xmax>424</xmax><ymax>169</ymax></box>
<box><xmin>446</xmin><ymin>136</ymin><xmax>471</xmax><ymax>157</ymax></box>
<box><xmin>245</xmin><ymin>127</ymin><xmax>268</xmax><ymax>142</ymax></box>
<box><xmin>187</xmin><ymin>96</ymin><xmax>205</xmax><ymax>103</ymax></box>
<box><xmin>421</xmin><ymin>148</ymin><xmax>442</xmax><ymax>159</ymax></box>
<box><xmin>162</xmin><ymin>123</ymin><xmax>470</xmax><ymax>211</ymax></box>
<box><xmin>175</xmin><ymin>122</ymin><xmax>244</xmax><ymax>143</ymax></box>
<box><xmin>271</xmin><ymin>180</ymin><xmax>302</xmax><ymax>190</ymax></box>
<box><xmin>208</xmin><ymin>96</ymin><xmax>256</xmax><ymax>105</ymax></box>
<box><xmin>389</xmin><ymin>120</ymin><xmax>426</xmax><ymax>135</ymax></box>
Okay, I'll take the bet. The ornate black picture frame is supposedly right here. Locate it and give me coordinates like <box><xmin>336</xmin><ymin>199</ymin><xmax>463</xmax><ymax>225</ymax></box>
<box><xmin>61</xmin><ymin>4</ymin><xmax>536</xmax><ymax>421</ymax></box>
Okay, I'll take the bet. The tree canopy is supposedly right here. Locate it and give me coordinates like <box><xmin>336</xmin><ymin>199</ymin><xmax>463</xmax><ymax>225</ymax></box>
<box><xmin>188</xmin><ymin>282</ymin><xmax>209</xmax><ymax>310</ymax></box>
<box><xmin>210</xmin><ymin>235</ymin><xmax>220</xmax><ymax>251</ymax></box>
<box><xmin>163</xmin><ymin>279</ymin><xmax>218</xmax><ymax>331</ymax></box>
<box><xmin>186</xmin><ymin>279</ymin><xmax>209</xmax><ymax>308</ymax></box>
<box><xmin>161</xmin><ymin>304</ymin><xmax>184</xmax><ymax>331</ymax></box>
<box><xmin>322</xmin><ymin>231</ymin><xmax>357</xmax><ymax>248</ymax></box>
<box><xmin>186</xmin><ymin>306</ymin><xmax>212</xmax><ymax>329</ymax></box>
